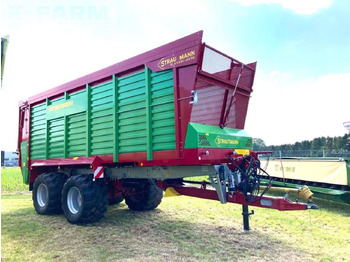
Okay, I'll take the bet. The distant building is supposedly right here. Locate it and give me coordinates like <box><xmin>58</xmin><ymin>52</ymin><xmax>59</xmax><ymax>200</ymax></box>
<box><xmin>1</xmin><ymin>151</ymin><xmax>18</xmax><ymax>167</ymax></box>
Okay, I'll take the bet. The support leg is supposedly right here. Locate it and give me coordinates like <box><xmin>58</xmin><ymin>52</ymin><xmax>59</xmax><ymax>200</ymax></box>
<box><xmin>242</xmin><ymin>204</ymin><xmax>254</xmax><ymax>231</ymax></box>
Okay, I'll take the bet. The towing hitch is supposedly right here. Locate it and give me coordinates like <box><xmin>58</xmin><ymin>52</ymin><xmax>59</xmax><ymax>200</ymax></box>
<box><xmin>160</xmin><ymin>158</ymin><xmax>318</xmax><ymax>231</ymax></box>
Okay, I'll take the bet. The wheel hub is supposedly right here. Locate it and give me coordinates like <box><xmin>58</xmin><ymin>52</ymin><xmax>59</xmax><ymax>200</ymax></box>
<box><xmin>37</xmin><ymin>183</ymin><xmax>48</xmax><ymax>207</ymax></box>
<box><xmin>67</xmin><ymin>187</ymin><xmax>82</xmax><ymax>214</ymax></box>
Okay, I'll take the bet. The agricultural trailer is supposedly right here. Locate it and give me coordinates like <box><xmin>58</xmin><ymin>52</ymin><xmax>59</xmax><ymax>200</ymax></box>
<box><xmin>17</xmin><ymin>31</ymin><xmax>317</xmax><ymax>230</ymax></box>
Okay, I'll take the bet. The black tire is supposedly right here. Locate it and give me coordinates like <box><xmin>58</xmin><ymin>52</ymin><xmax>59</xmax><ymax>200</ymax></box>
<box><xmin>61</xmin><ymin>175</ymin><xmax>108</xmax><ymax>224</ymax></box>
<box><xmin>125</xmin><ymin>180</ymin><xmax>163</xmax><ymax>211</ymax></box>
<box><xmin>32</xmin><ymin>172</ymin><xmax>67</xmax><ymax>215</ymax></box>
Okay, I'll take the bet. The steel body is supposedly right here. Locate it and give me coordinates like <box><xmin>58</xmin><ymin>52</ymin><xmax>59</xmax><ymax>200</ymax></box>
<box><xmin>18</xmin><ymin>31</ymin><xmax>257</xmax><ymax>184</ymax></box>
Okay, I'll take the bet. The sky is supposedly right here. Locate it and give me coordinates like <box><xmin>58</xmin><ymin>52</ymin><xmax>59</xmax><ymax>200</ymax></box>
<box><xmin>0</xmin><ymin>0</ymin><xmax>349</xmax><ymax>151</ymax></box>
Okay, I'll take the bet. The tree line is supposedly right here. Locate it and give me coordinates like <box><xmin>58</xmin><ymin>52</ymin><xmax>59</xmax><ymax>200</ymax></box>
<box><xmin>253</xmin><ymin>134</ymin><xmax>350</xmax><ymax>157</ymax></box>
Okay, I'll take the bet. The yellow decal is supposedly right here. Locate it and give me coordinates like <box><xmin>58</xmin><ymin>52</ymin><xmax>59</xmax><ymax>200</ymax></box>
<box><xmin>48</xmin><ymin>100</ymin><xmax>74</xmax><ymax>112</ymax></box>
<box><xmin>235</xmin><ymin>149</ymin><xmax>250</xmax><ymax>156</ymax></box>
<box><xmin>158</xmin><ymin>56</ymin><xmax>177</xmax><ymax>69</ymax></box>
<box><xmin>215</xmin><ymin>136</ymin><xmax>239</xmax><ymax>146</ymax></box>
<box><xmin>179</xmin><ymin>50</ymin><xmax>195</xmax><ymax>60</ymax></box>
<box><xmin>73</xmin><ymin>157</ymin><xmax>79</xmax><ymax>160</ymax></box>
<box><xmin>157</xmin><ymin>50</ymin><xmax>196</xmax><ymax>69</ymax></box>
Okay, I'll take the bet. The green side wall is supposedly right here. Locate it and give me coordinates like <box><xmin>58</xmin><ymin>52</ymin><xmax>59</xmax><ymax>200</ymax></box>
<box><xmin>20</xmin><ymin>141</ymin><xmax>29</xmax><ymax>184</ymax></box>
<box><xmin>30</xmin><ymin>67</ymin><xmax>175</xmax><ymax>161</ymax></box>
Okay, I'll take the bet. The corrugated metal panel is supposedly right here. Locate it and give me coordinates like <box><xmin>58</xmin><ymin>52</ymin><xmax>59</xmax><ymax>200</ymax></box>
<box><xmin>118</xmin><ymin>71</ymin><xmax>147</xmax><ymax>153</ymax></box>
<box><xmin>30</xmin><ymin>103</ymin><xmax>46</xmax><ymax>159</ymax></box>
<box><xmin>67</xmin><ymin>112</ymin><xmax>86</xmax><ymax>157</ymax></box>
<box><xmin>29</xmin><ymin>67</ymin><xmax>175</xmax><ymax>161</ymax></box>
<box><xmin>47</xmin><ymin>117</ymin><xmax>64</xmax><ymax>158</ymax></box>
<box><xmin>90</xmin><ymin>82</ymin><xmax>114</xmax><ymax>155</ymax></box>
<box><xmin>151</xmin><ymin>70</ymin><xmax>175</xmax><ymax>151</ymax></box>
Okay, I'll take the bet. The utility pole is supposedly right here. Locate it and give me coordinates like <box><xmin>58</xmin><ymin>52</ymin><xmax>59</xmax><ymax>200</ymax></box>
<box><xmin>1</xmin><ymin>35</ymin><xmax>10</xmax><ymax>89</ymax></box>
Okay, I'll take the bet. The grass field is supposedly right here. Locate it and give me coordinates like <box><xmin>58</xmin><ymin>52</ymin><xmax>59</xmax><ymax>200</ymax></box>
<box><xmin>1</xmin><ymin>167</ymin><xmax>28</xmax><ymax>193</ymax></box>
<box><xmin>2</xmin><ymin>167</ymin><xmax>350</xmax><ymax>261</ymax></box>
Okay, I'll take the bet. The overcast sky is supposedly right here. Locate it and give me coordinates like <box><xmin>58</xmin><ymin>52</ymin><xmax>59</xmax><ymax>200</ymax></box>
<box><xmin>1</xmin><ymin>0</ymin><xmax>349</xmax><ymax>151</ymax></box>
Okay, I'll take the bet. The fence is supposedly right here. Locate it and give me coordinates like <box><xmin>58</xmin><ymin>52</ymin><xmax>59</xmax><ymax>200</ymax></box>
<box><xmin>265</xmin><ymin>149</ymin><xmax>350</xmax><ymax>158</ymax></box>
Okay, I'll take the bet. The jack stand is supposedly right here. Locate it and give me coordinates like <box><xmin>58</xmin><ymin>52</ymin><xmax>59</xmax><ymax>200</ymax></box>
<box><xmin>242</xmin><ymin>205</ymin><xmax>254</xmax><ymax>231</ymax></box>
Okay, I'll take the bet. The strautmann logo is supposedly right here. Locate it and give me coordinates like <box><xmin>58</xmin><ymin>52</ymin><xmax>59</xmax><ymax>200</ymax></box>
<box><xmin>214</xmin><ymin>136</ymin><xmax>239</xmax><ymax>147</ymax></box>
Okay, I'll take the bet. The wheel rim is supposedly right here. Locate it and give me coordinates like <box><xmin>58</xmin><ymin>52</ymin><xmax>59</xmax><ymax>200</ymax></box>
<box><xmin>37</xmin><ymin>184</ymin><xmax>49</xmax><ymax>207</ymax></box>
<box><xmin>67</xmin><ymin>187</ymin><xmax>82</xmax><ymax>214</ymax></box>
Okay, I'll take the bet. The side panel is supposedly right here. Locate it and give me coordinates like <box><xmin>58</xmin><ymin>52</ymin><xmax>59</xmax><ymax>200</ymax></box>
<box><xmin>31</xmin><ymin>91</ymin><xmax>89</xmax><ymax>160</ymax></box>
<box><xmin>67</xmin><ymin>112</ymin><xmax>86</xmax><ymax>157</ymax></box>
<box><xmin>150</xmin><ymin>70</ymin><xmax>176</xmax><ymax>151</ymax></box>
<box><xmin>30</xmin><ymin>103</ymin><xmax>46</xmax><ymax>159</ymax></box>
<box><xmin>47</xmin><ymin>117</ymin><xmax>64</xmax><ymax>158</ymax></box>
<box><xmin>118</xmin><ymin>71</ymin><xmax>147</xmax><ymax>154</ymax></box>
<box><xmin>20</xmin><ymin>141</ymin><xmax>29</xmax><ymax>183</ymax></box>
<box><xmin>117</xmin><ymin>68</ymin><xmax>176</xmax><ymax>158</ymax></box>
<box><xmin>90</xmin><ymin>82</ymin><xmax>114</xmax><ymax>155</ymax></box>
<box><xmin>29</xmin><ymin>68</ymin><xmax>176</xmax><ymax>163</ymax></box>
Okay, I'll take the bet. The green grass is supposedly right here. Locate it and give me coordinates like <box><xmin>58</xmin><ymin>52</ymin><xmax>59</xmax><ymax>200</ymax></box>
<box><xmin>2</xmin><ymin>168</ymin><xmax>350</xmax><ymax>261</ymax></box>
<box><xmin>1</xmin><ymin>167</ymin><xmax>28</xmax><ymax>193</ymax></box>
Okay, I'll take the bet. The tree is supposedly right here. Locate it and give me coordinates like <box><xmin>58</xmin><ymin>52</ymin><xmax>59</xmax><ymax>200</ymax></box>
<box><xmin>253</xmin><ymin>138</ymin><xmax>267</xmax><ymax>151</ymax></box>
<box><xmin>254</xmin><ymin>134</ymin><xmax>349</xmax><ymax>157</ymax></box>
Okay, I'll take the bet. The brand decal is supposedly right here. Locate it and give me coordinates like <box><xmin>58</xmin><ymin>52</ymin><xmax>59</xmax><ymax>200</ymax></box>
<box><xmin>214</xmin><ymin>136</ymin><xmax>239</xmax><ymax>146</ymax></box>
<box><xmin>48</xmin><ymin>100</ymin><xmax>74</xmax><ymax>112</ymax></box>
<box><xmin>46</xmin><ymin>91</ymin><xmax>86</xmax><ymax>120</ymax></box>
<box><xmin>275</xmin><ymin>165</ymin><xmax>296</xmax><ymax>173</ymax></box>
<box><xmin>157</xmin><ymin>50</ymin><xmax>196</xmax><ymax>70</ymax></box>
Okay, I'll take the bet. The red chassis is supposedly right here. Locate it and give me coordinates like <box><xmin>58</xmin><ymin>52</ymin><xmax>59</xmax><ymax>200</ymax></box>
<box><xmin>157</xmin><ymin>181</ymin><xmax>314</xmax><ymax>211</ymax></box>
<box><xmin>157</xmin><ymin>179</ymin><xmax>316</xmax><ymax>230</ymax></box>
<box><xmin>108</xmin><ymin>177</ymin><xmax>317</xmax><ymax>231</ymax></box>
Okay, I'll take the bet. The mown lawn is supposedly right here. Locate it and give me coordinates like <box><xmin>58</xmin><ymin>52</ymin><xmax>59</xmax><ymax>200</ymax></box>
<box><xmin>1</xmin><ymin>167</ymin><xmax>350</xmax><ymax>261</ymax></box>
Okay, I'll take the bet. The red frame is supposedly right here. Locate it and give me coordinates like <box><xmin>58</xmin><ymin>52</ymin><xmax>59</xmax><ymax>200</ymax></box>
<box><xmin>158</xmin><ymin>182</ymin><xmax>308</xmax><ymax>211</ymax></box>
